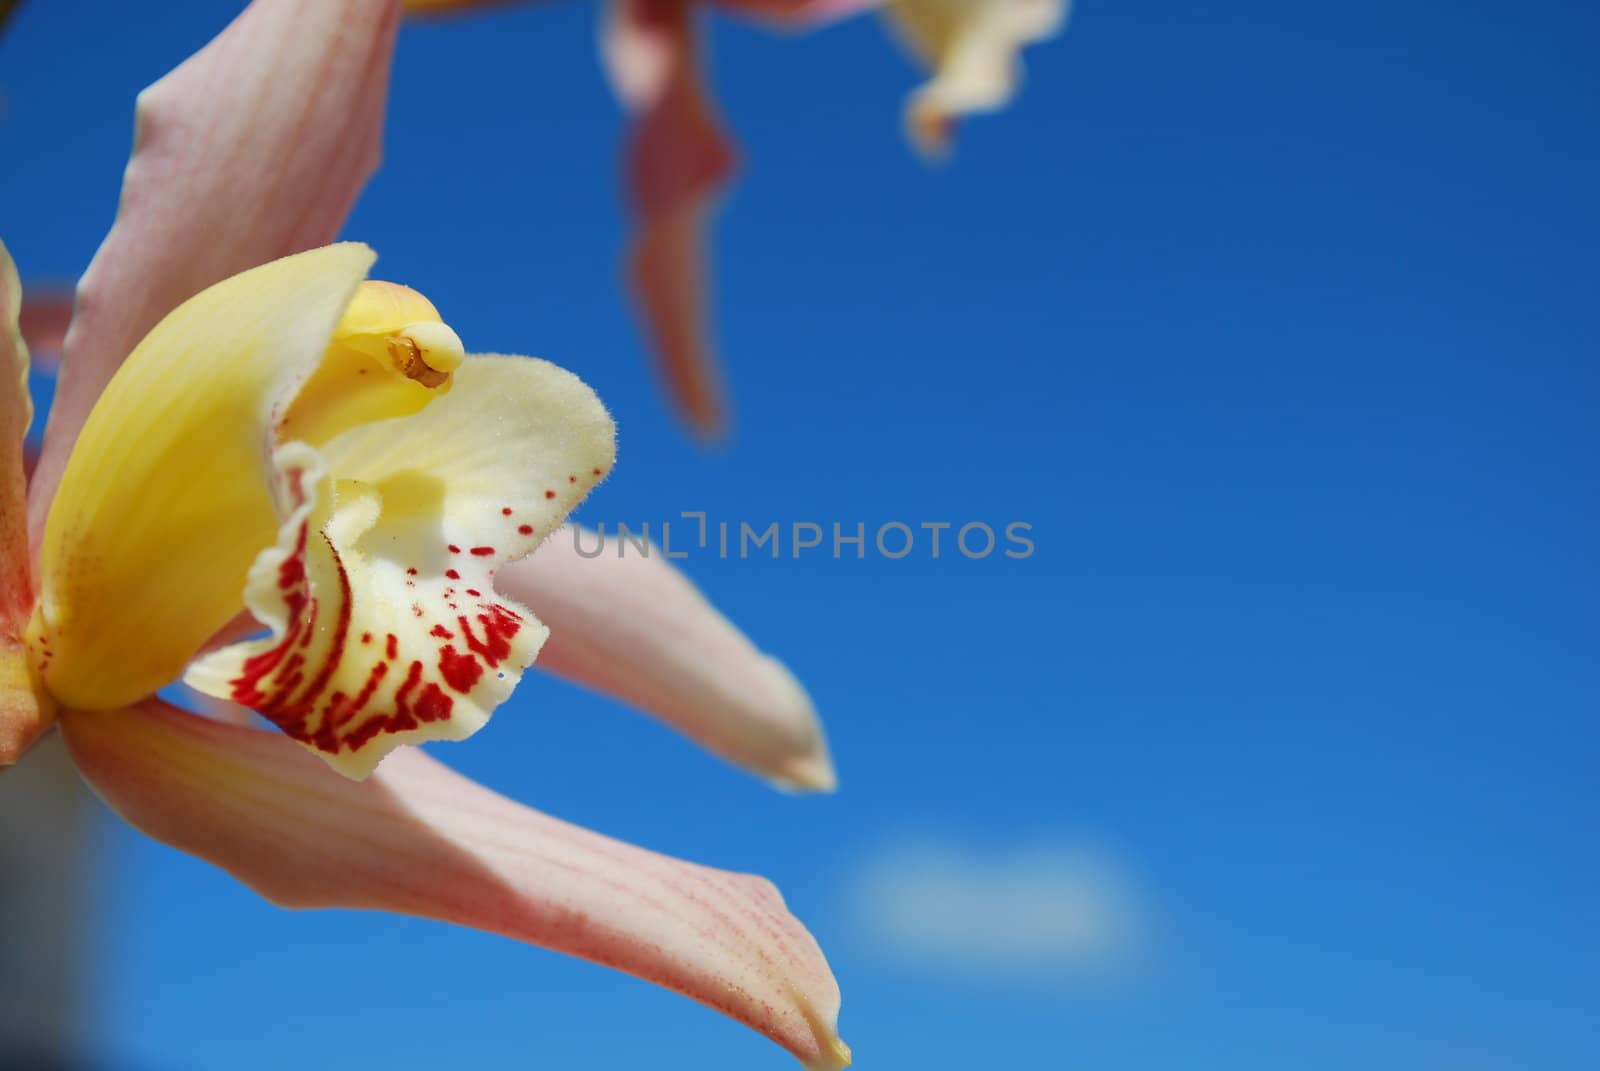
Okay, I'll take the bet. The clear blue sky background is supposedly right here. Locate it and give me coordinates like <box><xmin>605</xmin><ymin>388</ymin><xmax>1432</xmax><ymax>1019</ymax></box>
<box><xmin>3</xmin><ymin>0</ymin><xmax>1598</xmax><ymax>1068</ymax></box>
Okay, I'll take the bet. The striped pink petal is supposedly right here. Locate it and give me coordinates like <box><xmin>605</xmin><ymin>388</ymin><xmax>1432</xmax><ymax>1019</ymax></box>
<box><xmin>27</xmin><ymin>0</ymin><xmax>402</xmax><ymax>548</ymax></box>
<box><xmin>62</xmin><ymin>699</ymin><xmax>851</xmax><ymax>1068</ymax></box>
<box><xmin>500</xmin><ymin>528</ymin><xmax>837</xmax><ymax>791</ymax></box>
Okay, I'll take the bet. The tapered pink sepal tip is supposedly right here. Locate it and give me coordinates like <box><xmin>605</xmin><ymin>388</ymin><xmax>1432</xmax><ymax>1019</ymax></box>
<box><xmin>62</xmin><ymin>700</ymin><xmax>849</xmax><ymax>1066</ymax></box>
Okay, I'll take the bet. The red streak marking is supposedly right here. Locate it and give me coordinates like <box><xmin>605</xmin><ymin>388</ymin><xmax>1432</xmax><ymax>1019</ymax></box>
<box><xmin>456</xmin><ymin>604</ymin><xmax>522</xmax><ymax>668</ymax></box>
<box><xmin>445</xmin><ymin>569</ymin><xmax>460</xmax><ymax>580</ymax></box>
<box><xmin>392</xmin><ymin>660</ymin><xmax>424</xmax><ymax>730</ymax></box>
<box><xmin>346</xmin><ymin>660</ymin><xmax>425</xmax><ymax>751</ymax></box>
<box><xmin>412</xmin><ymin>605</ymin><xmax>424</xmax><ymax>617</ymax></box>
<box><xmin>465</xmin><ymin>588</ymin><xmax>481</xmax><ymax>597</ymax></box>
<box><xmin>229</xmin><ymin>525</ymin><xmax>309</xmax><ymax>709</ymax></box>
<box><xmin>415</xmin><ymin>682</ymin><xmax>453</xmax><ymax>723</ymax></box>
<box><xmin>430</xmin><ymin>624</ymin><xmax>453</xmax><ymax>639</ymax></box>
<box><xmin>470</xmin><ymin>546</ymin><xmax>495</xmax><ymax>556</ymax></box>
<box><xmin>330</xmin><ymin>660</ymin><xmax>390</xmax><ymax>730</ymax></box>
<box><xmin>447</xmin><ymin>544</ymin><xmax>461</xmax><ymax>554</ymax></box>
<box><xmin>285</xmin><ymin>533</ymin><xmax>353</xmax><ymax>735</ymax></box>
<box><xmin>568</xmin><ymin>475</ymin><xmax>576</xmax><ymax>483</ymax></box>
<box><xmin>254</xmin><ymin>650</ymin><xmax>306</xmax><ymax>733</ymax></box>
<box><xmin>385</xmin><ymin>633</ymin><xmax>399</xmax><ymax>660</ymax></box>
<box><xmin>438</xmin><ymin>645</ymin><xmax>483</xmax><ymax>692</ymax></box>
<box><xmin>406</xmin><ymin>568</ymin><xmax>418</xmax><ymax>576</ymax></box>
<box><xmin>517</xmin><ymin>525</ymin><xmax>533</xmax><ymax>535</ymax></box>
<box><xmin>544</xmin><ymin>490</ymin><xmax>556</xmax><ymax>499</ymax></box>
<box><xmin>502</xmin><ymin>507</ymin><xmax>513</xmax><ymax>516</ymax></box>
<box><xmin>592</xmin><ymin>468</ymin><xmax>602</xmax><ymax>475</ymax></box>
<box><xmin>361</xmin><ymin>632</ymin><xmax>372</xmax><ymax>645</ymax></box>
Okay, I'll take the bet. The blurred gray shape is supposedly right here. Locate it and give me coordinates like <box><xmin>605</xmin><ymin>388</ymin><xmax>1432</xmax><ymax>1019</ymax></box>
<box><xmin>0</xmin><ymin>731</ymin><xmax>92</xmax><ymax>1068</ymax></box>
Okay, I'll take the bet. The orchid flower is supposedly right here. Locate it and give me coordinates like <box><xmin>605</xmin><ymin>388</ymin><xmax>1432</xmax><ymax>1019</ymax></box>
<box><xmin>0</xmin><ymin>0</ymin><xmax>850</xmax><ymax>1065</ymax></box>
<box><xmin>407</xmin><ymin>0</ymin><xmax>1066</xmax><ymax>438</ymax></box>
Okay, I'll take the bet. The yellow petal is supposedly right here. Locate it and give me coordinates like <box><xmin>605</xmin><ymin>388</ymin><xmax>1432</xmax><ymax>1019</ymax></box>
<box><xmin>186</xmin><ymin>355</ymin><xmax>616</xmax><ymax>778</ymax></box>
<box><xmin>29</xmin><ymin>245</ymin><xmax>376</xmax><ymax>710</ymax></box>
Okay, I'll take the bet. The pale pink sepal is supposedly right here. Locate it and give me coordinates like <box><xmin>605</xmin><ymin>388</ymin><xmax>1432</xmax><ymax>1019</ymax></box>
<box><xmin>500</xmin><ymin>528</ymin><xmax>837</xmax><ymax>791</ymax></box>
<box><xmin>0</xmin><ymin>242</ymin><xmax>30</xmax><ymax>625</ymax></box>
<box><xmin>26</xmin><ymin>0</ymin><xmax>403</xmax><ymax>547</ymax></box>
<box><xmin>61</xmin><ymin>700</ymin><xmax>852</xmax><ymax>1069</ymax></box>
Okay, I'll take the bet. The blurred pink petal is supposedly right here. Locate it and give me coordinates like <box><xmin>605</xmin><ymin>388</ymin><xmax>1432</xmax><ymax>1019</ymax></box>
<box><xmin>406</xmin><ymin>0</ymin><xmax>872</xmax><ymax>439</ymax></box>
<box><xmin>608</xmin><ymin>0</ymin><xmax>736</xmax><ymax>440</ymax></box>
<box><xmin>17</xmin><ymin>289</ymin><xmax>73</xmax><ymax>373</ymax></box>
<box><xmin>607</xmin><ymin>0</ymin><xmax>876</xmax><ymax>439</ymax></box>
<box><xmin>502</xmin><ymin>528</ymin><xmax>837</xmax><ymax>791</ymax></box>
<box><xmin>27</xmin><ymin>0</ymin><xmax>402</xmax><ymax>548</ymax></box>
<box><xmin>62</xmin><ymin>700</ymin><xmax>852</xmax><ymax>1069</ymax></box>
<box><xmin>0</xmin><ymin>243</ymin><xmax>30</xmax><ymax>626</ymax></box>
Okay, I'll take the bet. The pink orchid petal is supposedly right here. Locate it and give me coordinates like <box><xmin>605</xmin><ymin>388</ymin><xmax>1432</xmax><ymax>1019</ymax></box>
<box><xmin>1</xmin><ymin>244</ymin><xmax>50</xmax><ymax>764</ymax></box>
<box><xmin>17</xmin><ymin>289</ymin><xmax>73</xmax><ymax>373</ymax></box>
<box><xmin>0</xmin><ymin>244</ymin><xmax>30</xmax><ymax>626</ymax></box>
<box><xmin>62</xmin><ymin>700</ymin><xmax>851</xmax><ymax>1069</ymax></box>
<box><xmin>501</xmin><ymin>528</ymin><xmax>837</xmax><ymax>791</ymax></box>
<box><xmin>403</xmin><ymin>0</ymin><xmax>544</xmax><ymax>12</ymax></box>
<box><xmin>608</xmin><ymin>0</ymin><xmax>735</xmax><ymax>440</ymax></box>
<box><xmin>26</xmin><ymin>0</ymin><xmax>402</xmax><ymax>548</ymax></box>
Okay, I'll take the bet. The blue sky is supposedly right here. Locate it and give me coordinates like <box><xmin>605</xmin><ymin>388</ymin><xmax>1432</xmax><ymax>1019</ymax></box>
<box><xmin>3</xmin><ymin>0</ymin><xmax>1599</xmax><ymax>1067</ymax></box>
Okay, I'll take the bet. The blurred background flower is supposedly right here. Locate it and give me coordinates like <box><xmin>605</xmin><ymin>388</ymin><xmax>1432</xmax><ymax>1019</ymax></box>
<box><xmin>409</xmin><ymin>0</ymin><xmax>1066</xmax><ymax>440</ymax></box>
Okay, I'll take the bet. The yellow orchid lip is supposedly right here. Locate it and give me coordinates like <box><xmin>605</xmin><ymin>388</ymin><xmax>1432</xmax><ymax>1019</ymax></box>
<box><xmin>28</xmin><ymin>244</ymin><xmax>615</xmax><ymax>777</ymax></box>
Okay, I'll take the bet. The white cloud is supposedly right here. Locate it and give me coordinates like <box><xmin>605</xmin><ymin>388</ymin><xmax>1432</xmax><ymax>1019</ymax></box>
<box><xmin>849</xmin><ymin>835</ymin><xmax>1151</xmax><ymax>980</ymax></box>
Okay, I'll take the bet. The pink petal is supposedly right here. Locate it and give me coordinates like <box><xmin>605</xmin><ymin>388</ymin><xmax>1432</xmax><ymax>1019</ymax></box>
<box><xmin>500</xmin><ymin>528</ymin><xmax>837</xmax><ymax>791</ymax></box>
<box><xmin>26</xmin><ymin>0</ymin><xmax>402</xmax><ymax>549</ymax></box>
<box><xmin>62</xmin><ymin>700</ymin><xmax>851</xmax><ymax>1069</ymax></box>
<box><xmin>0</xmin><ymin>244</ymin><xmax>30</xmax><ymax>626</ymax></box>
<box><xmin>608</xmin><ymin>0</ymin><xmax>735</xmax><ymax>440</ymax></box>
